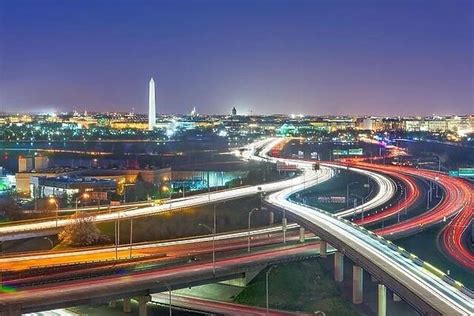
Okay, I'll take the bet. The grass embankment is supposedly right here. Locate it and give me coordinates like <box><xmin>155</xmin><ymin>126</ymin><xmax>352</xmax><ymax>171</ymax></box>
<box><xmin>234</xmin><ymin>260</ymin><xmax>358</xmax><ymax>316</ymax></box>
<box><xmin>97</xmin><ymin>195</ymin><xmax>276</xmax><ymax>244</ymax></box>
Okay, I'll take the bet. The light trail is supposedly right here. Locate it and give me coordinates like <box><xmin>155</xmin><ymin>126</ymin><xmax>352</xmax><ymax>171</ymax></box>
<box><xmin>0</xmin><ymin>139</ymin><xmax>334</xmax><ymax>240</ymax></box>
<box><xmin>261</xmin><ymin>138</ymin><xmax>472</xmax><ymax>315</ymax></box>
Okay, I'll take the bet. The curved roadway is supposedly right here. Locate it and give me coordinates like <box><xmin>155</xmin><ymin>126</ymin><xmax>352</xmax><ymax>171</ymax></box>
<box><xmin>260</xmin><ymin>139</ymin><xmax>472</xmax><ymax>315</ymax></box>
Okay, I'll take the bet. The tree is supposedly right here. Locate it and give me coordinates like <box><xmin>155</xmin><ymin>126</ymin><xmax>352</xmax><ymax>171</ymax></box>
<box><xmin>0</xmin><ymin>196</ymin><xmax>21</xmax><ymax>220</ymax></box>
<box><xmin>59</xmin><ymin>213</ymin><xmax>101</xmax><ymax>246</ymax></box>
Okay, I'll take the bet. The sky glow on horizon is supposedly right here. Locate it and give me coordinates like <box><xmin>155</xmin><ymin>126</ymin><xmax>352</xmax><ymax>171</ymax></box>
<box><xmin>0</xmin><ymin>0</ymin><xmax>472</xmax><ymax>116</ymax></box>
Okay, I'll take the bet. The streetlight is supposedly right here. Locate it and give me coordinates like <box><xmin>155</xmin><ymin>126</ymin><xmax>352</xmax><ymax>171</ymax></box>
<box><xmin>157</xmin><ymin>281</ymin><xmax>172</xmax><ymax>316</ymax></box>
<box><xmin>129</xmin><ymin>217</ymin><xmax>133</xmax><ymax>259</ymax></box>
<box><xmin>43</xmin><ymin>236</ymin><xmax>54</xmax><ymax>249</ymax></box>
<box><xmin>248</xmin><ymin>208</ymin><xmax>259</xmax><ymax>252</ymax></box>
<box><xmin>346</xmin><ymin>182</ymin><xmax>359</xmax><ymax>207</ymax></box>
<box><xmin>432</xmin><ymin>154</ymin><xmax>442</xmax><ymax>172</ymax></box>
<box><xmin>162</xmin><ymin>185</ymin><xmax>171</xmax><ymax>199</ymax></box>
<box><xmin>434</xmin><ymin>176</ymin><xmax>440</xmax><ymax>198</ymax></box>
<box><xmin>266</xmin><ymin>265</ymin><xmax>277</xmax><ymax>315</ymax></box>
<box><xmin>48</xmin><ymin>197</ymin><xmax>59</xmax><ymax>227</ymax></box>
<box><xmin>115</xmin><ymin>210</ymin><xmax>121</xmax><ymax>261</ymax></box>
<box><xmin>350</xmin><ymin>193</ymin><xmax>365</xmax><ymax>219</ymax></box>
<box><xmin>198</xmin><ymin>222</ymin><xmax>215</xmax><ymax>276</ymax></box>
<box><xmin>426</xmin><ymin>183</ymin><xmax>432</xmax><ymax>209</ymax></box>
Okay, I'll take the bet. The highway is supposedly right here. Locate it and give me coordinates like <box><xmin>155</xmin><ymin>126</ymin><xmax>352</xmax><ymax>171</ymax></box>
<box><xmin>1</xmin><ymin>137</ymin><xmax>470</xmax><ymax>315</ymax></box>
<box><xmin>355</xmin><ymin>164</ymin><xmax>472</xmax><ymax>238</ymax></box>
<box><xmin>255</xmin><ymin>138</ymin><xmax>397</xmax><ymax>219</ymax></box>
<box><xmin>352</xmin><ymin>167</ymin><xmax>420</xmax><ymax>226</ymax></box>
<box><xmin>334</xmin><ymin>156</ymin><xmax>473</xmax><ymax>271</ymax></box>
<box><xmin>0</xmin><ymin>140</ymin><xmax>336</xmax><ymax>240</ymax></box>
<box><xmin>0</xmin><ymin>242</ymin><xmax>323</xmax><ymax>314</ymax></box>
<box><xmin>0</xmin><ymin>138</ymin><xmax>398</xmax><ymax>241</ymax></box>
<box><xmin>264</xmin><ymin>139</ymin><xmax>472</xmax><ymax>272</ymax></box>
<box><xmin>260</xmin><ymin>140</ymin><xmax>472</xmax><ymax>315</ymax></box>
<box><xmin>0</xmin><ymin>224</ymin><xmax>303</xmax><ymax>272</ymax></box>
<box><xmin>152</xmin><ymin>292</ymin><xmax>310</xmax><ymax>316</ymax></box>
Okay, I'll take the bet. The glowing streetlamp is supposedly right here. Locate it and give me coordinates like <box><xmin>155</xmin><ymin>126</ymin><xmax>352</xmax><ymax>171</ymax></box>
<box><xmin>48</xmin><ymin>197</ymin><xmax>59</xmax><ymax>227</ymax></box>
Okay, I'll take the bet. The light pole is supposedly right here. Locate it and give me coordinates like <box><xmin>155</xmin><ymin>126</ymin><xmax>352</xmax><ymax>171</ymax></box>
<box><xmin>351</xmin><ymin>193</ymin><xmax>365</xmax><ymax>219</ymax></box>
<box><xmin>426</xmin><ymin>183</ymin><xmax>432</xmax><ymax>210</ymax></box>
<box><xmin>48</xmin><ymin>197</ymin><xmax>59</xmax><ymax>227</ymax></box>
<box><xmin>434</xmin><ymin>176</ymin><xmax>440</xmax><ymax>198</ymax></box>
<box><xmin>207</xmin><ymin>171</ymin><xmax>211</xmax><ymax>202</ymax></box>
<box><xmin>432</xmin><ymin>154</ymin><xmax>441</xmax><ymax>172</ymax></box>
<box><xmin>266</xmin><ymin>265</ymin><xmax>277</xmax><ymax>315</ymax></box>
<box><xmin>346</xmin><ymin>182</ymin><xmax>359</xmax><ymax>207</ymax></box>
<box><xmin>115</xmin><ymin>211</ymin><xmax>120</xmax><ymax>261</ymax></box>
<box><xmin>43</xmin><ymin>236</ymin><xmax>54</xmax><ymax>249</ymax></box>
<box><xmin>198</xmin><ymin>222</ymin><xmax>215</xmax><ymax>275</ymax></box>
<box><xmin>75</xmin><ymin>193</ymin><xmax>90</xmax><ymax>213</ymax></box>
<box><xmin>282</xmin><ymin>206</ymin><xmax>287</xmax><ymax>244</ymax></box>
<box><xmin>157</xmin><ymin>281</ymin><xmax>172</xmax><ymax>316</ymax></box>
<box><xmin>248</xmin><ymin>208</ymin><xmax>259</xmax><ymax>252</ymax></box>
<box><xmin>404</xmin><ymin>186</ymin><xmax>408</xmax><ymax>215</ymax></box>
<box><xmin>129</xmin><ymin>217</ymin><xmax>133</xmax><ymax>259</ymax></box>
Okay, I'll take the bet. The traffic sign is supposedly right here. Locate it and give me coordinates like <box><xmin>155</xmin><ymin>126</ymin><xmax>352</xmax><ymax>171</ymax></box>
<box><xmin>448</xmin><ymin>170</ymin><xmax>459</xmax><ymax>177</ymax></box>
<box><xmin>458</xmin><ymin>168</ymin><xmax>474</xmax><ymax>177</ymax></box>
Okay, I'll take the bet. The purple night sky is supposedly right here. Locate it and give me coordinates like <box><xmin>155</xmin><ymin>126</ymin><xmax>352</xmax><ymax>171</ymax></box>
<box><xmin>0</xmin><ymin>0</ymin><xmax>472</xmax><ymax>115</ymax></box>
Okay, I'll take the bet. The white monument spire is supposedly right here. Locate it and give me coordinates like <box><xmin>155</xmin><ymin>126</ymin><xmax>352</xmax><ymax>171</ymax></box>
<box><xmin>148</xmin><ymin>77</ymin><xmax>156</xmax><ymax>130</ymax></box>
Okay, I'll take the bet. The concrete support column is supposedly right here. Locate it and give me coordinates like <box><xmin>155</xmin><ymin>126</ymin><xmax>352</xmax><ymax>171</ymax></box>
<box><xmin>377</xmin><ymin>284</ymin><xmax>387</xmax><ymax>316</ymax></box>
<box><xmin>282</xmin><ymin>217</ymin><xmax>287</xmax><ymax>230</ymax></box>
<box><xmin>334</xmin><ymin>252</ymin><xmax>344</xmax><ymax>282</ymax></box>
<box><xmin>1</xmin><ymin>309</ymin><xmax>21</xmax><ymax>316</ymax></box>
<box><xmin>137</xmin><ymin>295</ymin><xmax>151</xmax><ymax>316</ymax></box>
<box><xmin>108</xmin><ymin>300</ymin><xmax>116</xmax><ymax>308</ymax></box>
<box><xmin>123</xmin><ymin>298</ymin><xmax>131</xmax><ymax>313</ymax></box>
<box><xmin>352</xmin><ymin>265</ymin><xmax>363</xmax><ymax>304</ymax></box>
<box><xmin>299</xmin><ymin>227</ymin><xmax>305</xmax><ymax>243</ymax></box>
<box><xmin>269</xmin><ymin>211</ymin><xmax>274</xmax><ymax>225</ymax></box>
<box><xmin>320</xmin><ymin>240</ymin><xmax>327</xmax><ymax>258</ymax></box>
<box><xmin>393</xmin><ymin>293</ymin><xmax>401</xmax><ymax>302</ymax></box>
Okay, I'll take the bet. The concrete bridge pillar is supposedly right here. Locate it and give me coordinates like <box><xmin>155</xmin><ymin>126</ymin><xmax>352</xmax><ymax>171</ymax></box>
<box><xmin>0</xmin><ymin>309</ymin><xmax>21</xmax><ymax>316</ymax></box>
<box><xmin>108</xmin><ymin>300</ymin><xmax>116</xmax><ymax>308</ymax></box>
<box><xmin>299</xmin><ymin>227</ymin><xmax>305</xmax><ymax>243</ymax></box>
<box><xmin>393</xmin><ymin>293</ymin><xmax>401</xmax><ymax>302</ymax></box>
<box><xmin>137</xmin><ymin>295</ymin><xmax>151</xmax><ymax>316</ymax></box>
<box><xmin>334</xmin><ymin>252</ymin><xmax>344</xmax><ymax>282</ymax></box>
<box><xmin>377</xmin><ymin>284</ymin><xmax>387</xmax><ymax>316</ymax></box>
<box><xmin>123</xmin><ymin>298</ymin><xmax>131</xmax><ymax>313</ymax></box>
<box><xmin>269</xmin><ymin>211</ymin><xmax>274</xmax><ymax>225</ymax></box>
<box><xmin>352</xmin><ymin>265</ymin><xmax>363</xmax><ymax>304</ymax></box>
<box><xmin>320</xmin><ymin>240</ymin><xmax>327</xmax><ymax>258</ymax></box>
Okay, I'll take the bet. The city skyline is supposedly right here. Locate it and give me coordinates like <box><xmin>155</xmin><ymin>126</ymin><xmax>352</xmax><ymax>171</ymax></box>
<box><xmin>0</xmin><ymin>0</ymin><xmax>473</xmax><ymax>116</ymax></box>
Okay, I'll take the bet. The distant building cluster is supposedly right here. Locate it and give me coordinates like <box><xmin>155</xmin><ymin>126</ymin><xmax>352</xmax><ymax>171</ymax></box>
<box><xmin>359</xmin><ymin>116</ymin><xmax>472</xmax><ymax>136</ymax></box>
<box><xmin>0</xmin><ymin>111</ymin><xmax>472</xmax><ymax>145</ymax></box>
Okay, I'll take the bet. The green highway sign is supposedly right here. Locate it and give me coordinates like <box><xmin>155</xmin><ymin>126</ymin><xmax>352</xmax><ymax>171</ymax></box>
<box><xmin>448</xmin><ymin>170</ymin><xmax>459</xmax><ymax>177</ymax></box>
<box><xmin>348</xmin><ymin>148</ymin><xmax>364</xmax><ymax>155</ymax></box>
<box><xmin>333</xmin><ymin>148</ymin><xmax>363</xmax><ymax>156</ymax></box>
<box><xmin>458</xmin><ymin>168</ymin><xmax>474</xmax><ymax>177</ymax></box>
<box><xmin>333</xmin><ymin>149</ymin><xmax>348</xmax><ymax>156</ymax></box>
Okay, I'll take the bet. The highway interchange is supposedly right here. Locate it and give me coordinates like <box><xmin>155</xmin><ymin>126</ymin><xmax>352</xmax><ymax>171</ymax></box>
<box><xmin>0</xmin><ymin>137</ymin><xmax>472</xmax><ymax>315</ymax></box>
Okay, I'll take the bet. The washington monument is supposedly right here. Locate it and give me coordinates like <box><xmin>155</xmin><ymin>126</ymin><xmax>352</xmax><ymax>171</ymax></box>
<box><xmin>148</xmin><ymin>77</ymin><xmax>156</xmax><ymax>130</ymax></box>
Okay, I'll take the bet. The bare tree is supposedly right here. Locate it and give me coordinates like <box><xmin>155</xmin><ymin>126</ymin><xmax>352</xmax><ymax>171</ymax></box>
<box><xmin>59</xmin><ymin>213</ymin><xmax>100</xmax><ymax>246</ymax></box>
